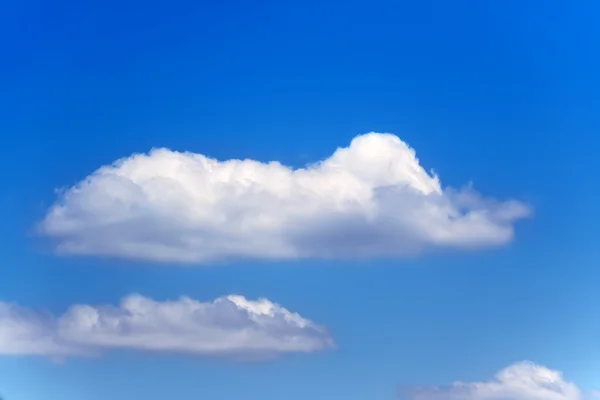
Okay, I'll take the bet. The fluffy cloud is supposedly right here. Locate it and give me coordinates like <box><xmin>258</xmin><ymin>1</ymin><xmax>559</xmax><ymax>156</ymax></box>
<box><xmin>0</xmin><ymin>302</ymin><xmax>83</xmax><ymax>357</ymax></box>
<box><xmin>0</xmin><ymin>294</ymin><xmax>332</xmax><ymax>359</ymax></box>
<box><xmin>40</xmin><ymin>132</ymin><xmax>530</xmax><ymax>263</ymax></box>
<box><xmin>399</xmin><ymin>362</ymin><xmax>593</xmax><ymax>400</ymax></box>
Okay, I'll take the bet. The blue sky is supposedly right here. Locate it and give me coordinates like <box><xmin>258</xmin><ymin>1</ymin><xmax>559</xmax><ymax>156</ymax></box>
<box><xmin>1</xmin><ymin>0</ymin><xmax>600</xmax><ymax>399</ymax></box>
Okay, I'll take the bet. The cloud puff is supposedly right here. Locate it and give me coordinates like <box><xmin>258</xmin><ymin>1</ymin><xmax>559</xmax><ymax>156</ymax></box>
<box><xmin>399</xmin><ymin>362</ymin><xmax>592</xmax><ymax>400</ymax></box>
<box><xmin>0</xmin><ymin>302</ymin><xmax>83</xmax><ymax>357</ymax></box>
<box><xmin>40</xmin><ymin>132</ymin><xmax>530</xmax><ymax>263</ymax></box>
<box><xmin>0</xmin><ymin>294</ymin><xmax>333</xmax><ymax>359</ymax></box>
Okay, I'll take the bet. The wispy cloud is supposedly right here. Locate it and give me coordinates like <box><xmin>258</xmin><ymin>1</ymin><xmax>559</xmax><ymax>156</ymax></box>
<box><xmin>0</xmin><ymin>294</ymin><xmax>333</xmax><ymax>360</ymax></box>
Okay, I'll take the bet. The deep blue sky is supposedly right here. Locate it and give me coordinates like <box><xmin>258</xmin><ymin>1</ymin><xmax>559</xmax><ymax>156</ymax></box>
<box><xmin>1</xmin><ymin>0</ymin><xmax>600</xmax><ymax>399</ymax></box>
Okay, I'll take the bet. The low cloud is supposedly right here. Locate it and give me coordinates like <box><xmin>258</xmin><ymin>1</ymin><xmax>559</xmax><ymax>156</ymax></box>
<box><xmin>0</xmin><ymin>294</ymin><xmax>333</xmax><ymax>360</ymax></box>
<box><xmin>399</xmin><ymin>361</ymin><xmax>596</xmax><ymax>400</ymax></box>
<box><xmin>40</xmin><ymin>132</ymin><xmax>530</xmax><ymax>263</ymax></box>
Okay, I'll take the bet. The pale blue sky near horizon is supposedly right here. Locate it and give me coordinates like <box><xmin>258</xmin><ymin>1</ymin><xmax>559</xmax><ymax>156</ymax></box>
<box><xmin>1</xmin><ymin>0</ymin><xmax>600</xmax><ymax>399</ymax></box>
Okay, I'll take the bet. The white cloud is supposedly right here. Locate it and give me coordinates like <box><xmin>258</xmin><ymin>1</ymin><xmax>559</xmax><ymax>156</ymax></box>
<box><xmin>0</xmin><ymin>294</ymin><xmax>333</xmax><ymax>359</ymax></box>
<box><xmin>0</xmin><ymin>302</ymin><xmax>83</xmax><ymax>357</ymax></box>
<box><xmin>400</xmin><ymin>362</ymin><xmax>593</xmax><ymax>400</ymax></box>
<box><xmin>40</xmin><ymin>132</ymin><xmax>530</xmax><ymax>263</ymax></box>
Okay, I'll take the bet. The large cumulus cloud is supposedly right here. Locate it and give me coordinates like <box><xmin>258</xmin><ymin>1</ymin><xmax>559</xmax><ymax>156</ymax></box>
<box><xmin>40</xmin><ymin>132</ymin><xmax>530</xmax><ymax>263</ymax></box>
<box><xmin>0</xmin><ymin>294</ymin><xmax>332</xmax><ymax>359</ymax></box>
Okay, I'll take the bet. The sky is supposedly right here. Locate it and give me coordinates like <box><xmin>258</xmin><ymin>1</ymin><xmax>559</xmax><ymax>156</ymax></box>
<box><xmin>1</xmin><ymin>0</ymin><xmax>600</xmax><ymax>399</ymax></box>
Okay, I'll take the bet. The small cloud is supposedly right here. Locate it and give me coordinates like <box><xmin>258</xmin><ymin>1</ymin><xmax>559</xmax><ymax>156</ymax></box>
<box><xmin>0</xmin><ymin>295</ymin><xmax>333</xmax><ymax>360</ymax></box>
<box><xmin>398</xmin><ymin>361</ymin><xmax>592</xmax><ymax>400</ymax></box>
<box><xmin>39</xmin><ymin>132</ymin><xmax>530</xmax><ymax>263</ymax></box>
